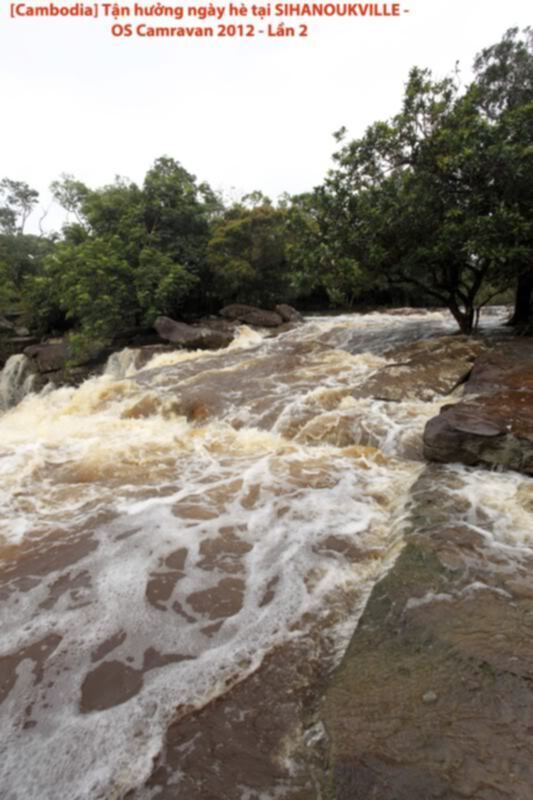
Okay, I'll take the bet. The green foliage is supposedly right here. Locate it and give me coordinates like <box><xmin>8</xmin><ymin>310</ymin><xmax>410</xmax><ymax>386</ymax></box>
<box><xmin>50</xmin><ymin>174</ymin><xmax>89</xmax><ymax>225</ymax></box>
<box><xmin>208</xmin><ymin>204</ymin><xmax>294</xmax><ymax>306</ymax></box>
<box><xmin>26</xmin><ymin>157</ymin><xmax>221</xmax><ymax>337</ymax></box>
<box><xmin>0</xmin><ymin>233</ymin><xmax>55</xmax><ymax>317</ymax></box>
<box><xmin>36</xmin><ymin>236</ymin><xmax>137</xmax><ymax>343</ymax></box>
<box><xmin>142</xmin><ymin>157</ymin><xmax>220</xmax><ymax>271</ymax></box>
<box><xmin>135</xmin><ymin>247</ymin><xmax>198</xmax><ymax>324</ymax></box>
<box><xmin>318</xmin><ymin>28</ymin><xmax>533</xmax><ymax>331</ymax></box>
<box><xmin>0</xmin><ymin>179</ymin><xmax>39</xmax><ymax>234</ymax></box>
<box><xmin>1</xmin><ymin>29</ymin><xmax>531</xmax><ymax>344</ymax></box>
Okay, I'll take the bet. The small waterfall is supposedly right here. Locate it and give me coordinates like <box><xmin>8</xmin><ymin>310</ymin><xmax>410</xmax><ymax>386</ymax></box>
<box><xmin>103</xmin><ymin>348</ymin><xmax>140</xmax><ymax>379</ymax></box>
<box><xmin>0</xmin><ymin>354</ymin><xmax>39</xmax><ymax>411</ymax></box>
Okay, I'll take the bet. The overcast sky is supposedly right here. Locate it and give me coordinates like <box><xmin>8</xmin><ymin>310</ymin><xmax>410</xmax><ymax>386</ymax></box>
<box><xmin>0</xmin><ymin>0</ymin><xmax>531</xmax><ymax>231</ymax></box>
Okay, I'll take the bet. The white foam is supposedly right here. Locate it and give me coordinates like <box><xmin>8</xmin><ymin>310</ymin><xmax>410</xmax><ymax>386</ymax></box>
<box><xmin>0</xmin><ymin>353</ymin><xmax>40</xmax><ymax>411</ymax></box>
<box><xmin>0</xmin><ymin>309</ymin><xmax>528</xmax><ymax>798</ymax></box>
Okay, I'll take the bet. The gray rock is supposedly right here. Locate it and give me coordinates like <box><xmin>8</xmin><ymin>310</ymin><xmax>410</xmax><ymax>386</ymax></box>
<box><xmin>322</xmin><ymin>465</ymin><xmax>533</xmax><ymax>800</ymax></box>
<box><xmin>355</xmin><ymin>336</ymin><xmax>487</xmax><ymax>402</ymax></box>
<box><xmin>154</xmin><ymin>316</ymin><xmax>233</xmax><ymax>350</ymax></box>
<box><xmin>274</xmin><ymin>304</ymin><xmax>303</xmax><ymax>323</ymax></box>
<box><xmin>220</xmin><ymin>304</ymin><xmax>283</xmax><ymax>328</ymax></box>
<box><xmin>24</xmin><ymin>341</ymin><xmax>67</xmax><ymax>373</ymax></box>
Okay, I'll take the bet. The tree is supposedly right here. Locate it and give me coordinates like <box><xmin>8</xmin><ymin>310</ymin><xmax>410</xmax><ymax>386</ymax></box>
<box><xmin>25</xmin><ymin>157</ymin><xmax>224</xmax><ymax>344</ymax></box>
<box><xmin>135</xmin><ymin>247</ymin><xmax>197</xmax><ymax>324</ymax></box>
<box><xmin>0</xmin><ymin>179</ymin><xmax>39</xmax><ymax>234</ymax></box>
<box><xmin>50</xmin><ymin>174</ymin><xmax>90</xmax><ymax>226</ymax></box>
<box><xmin>0</xmin><ymin>178</ymin><xmax>55</xmax><ymax>317</ymax></box>
<box><xmin>142</xmin><ymin>156</ymin><xmax>220</xmax><ymax>270</ymax></box>
<box><xmin>320</xmin><ymin>29</ymin><xmax>533</xmax><ymax>333</ymax></box>
<box><xmin>31</xmin><ymin>236</ymin><xmax>137</xmax><ymax>348</ymax></box>
<box><xmin>207</xmin><ymin>203</ymin><xmax>295</xmax><ymax>307</ymax></box>
<box><xmin>284</xmin><ymin>189</ymin><xmax>367</xmax><ymax>307</ymax></box>
<box><xmin>472</xmin><ymin>27</ymin><xmax>533</xmax><ymax>327</ymax></box>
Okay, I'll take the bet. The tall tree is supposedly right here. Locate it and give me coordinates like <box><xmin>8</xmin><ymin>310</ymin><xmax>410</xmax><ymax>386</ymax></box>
<box><xmin>208</xmin><ymin>203</ymin><xmax>294</xmax><ymax>307</ymax></box>
<box><xmin>42</xmin><ymin>157</ymin><xmax>221</xmax><ymax>337</ymax></box>
<box><xmin>0</xmin><ymin>178</ymin><xmax>39</xmax><ymax>234</ymax></box>
<box><xmin>320</xmin><ymin>29</ymin><xmax>533</xmax><ymax>332</ymax></box>
<box><xmin>472</xmin><ymin>27</ymin><xmax>533</xmax><ymax>327</ymax></box>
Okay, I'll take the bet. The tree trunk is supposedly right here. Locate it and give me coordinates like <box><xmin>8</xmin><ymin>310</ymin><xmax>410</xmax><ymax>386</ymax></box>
<box><xmin>507</xmin><ymin>269</ymin><xmax>533</xmax><ymax>327</ymax></box>
<box><xmin>449</xmin><ymin>302</ymin><xmax>474</xmax><ymax>334</ymax></box>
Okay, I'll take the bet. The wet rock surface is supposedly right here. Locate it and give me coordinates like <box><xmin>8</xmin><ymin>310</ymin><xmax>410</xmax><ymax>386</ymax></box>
<box><xmin>24</xmin><ymin>341</ymin><xmax>68</xmax><ymax>373</ymax></box>
<box><xmin>3</xmin><ymin>308</ymin><xmax>529</xmax><ymax>799</ymax></box>
<box><xmin>133</xmin><ymin>639</ymin><xmax>328</xmax><ymax>800</ymax></box>
<box><xmin>322</xmin><ymin>464</ymin><xmax>533</xmax><ymax>800</ymax></box>
<box><xmin>356</xmin><ymin>336</ymin><xmax>487</xmax><ymax>401</ymax></box>
<box><xmin>154</xmin><ymin>316</ymin><xmax>234</xmax><ymax>350</ymax></box>
<box><xmin>220</xmin><ymin>303</ymin><xmax>285</xmax><ymax>327</ymax></box>
<box><xmin>275</xmin><ymin>304</ymin><xmax>304</xmax><ymax>323</ymax></box>
<box><xmin>424</xmin><ymin>340</ymin><xmax>533</xmax><ymax>474</ymax></box>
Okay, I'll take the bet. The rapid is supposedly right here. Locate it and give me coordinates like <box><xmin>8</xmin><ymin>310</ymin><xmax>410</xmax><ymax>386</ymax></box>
<box><xmin>1</xmin><ymin>309</ymin><xmax>532</xmax><ymax>799</ymax></box>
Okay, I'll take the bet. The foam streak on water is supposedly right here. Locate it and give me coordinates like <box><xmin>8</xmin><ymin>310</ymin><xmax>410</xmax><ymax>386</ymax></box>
<box><xmin>1</xmin><ymin>309</ymin><xmax>531</xmax><ymax>799</ymax></box>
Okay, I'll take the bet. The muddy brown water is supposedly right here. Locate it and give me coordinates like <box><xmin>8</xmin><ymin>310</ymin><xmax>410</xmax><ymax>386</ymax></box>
<box><xmin>1</xmin><ymin>309</ymin><xmax>530</xmax><ymax>799</ymax></box>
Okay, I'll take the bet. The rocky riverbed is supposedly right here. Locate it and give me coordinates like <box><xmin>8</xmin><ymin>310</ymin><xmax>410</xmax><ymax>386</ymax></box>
<box><xmin>1</xmin><ymin>307</ymin><xmax>532</xmax><ymax>800</ymax></box>
<box><xmin>323</xmin><ymin>329</ymin><xmax>533</xmax><ymax>800</ymax></box>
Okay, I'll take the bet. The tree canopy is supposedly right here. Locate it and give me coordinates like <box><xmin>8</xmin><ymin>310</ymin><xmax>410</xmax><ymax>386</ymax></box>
<box><xmin>0</xmin><ymin>27</ymin><xmax>531</xmax><ymax>347</ymax></box>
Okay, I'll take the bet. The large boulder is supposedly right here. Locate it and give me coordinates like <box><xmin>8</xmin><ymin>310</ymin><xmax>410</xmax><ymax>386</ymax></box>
<box><xmin>219</xmin><ymin>304</ymin><xmax>283</xmax><ymax>328</ymax></box>
<box><xmin>424</xmin><ymin>391</ymin><xmax>533</xmax><ymax>473</ymax></box>
<box><xmin>22</xmin><ymin>340</ymin><xmax>98</xmax><ymax>388</ymax></box>
<box><xmin>23</xmin><ymin>340</ymin><xmax>113</xmax><ymax>387</ymax></box>
<box><xmin>424</xmin><ymin>341</ymin><xmax>533</xmax><ymax>474</ymax></box>
<box><xmin>154</xmin><ymin>317</ymin><xmax>233</xmax><ymax>350</ymax></box>
<box><xmin>274</xmin><ymin>304</ymin><xmax>303</xmax><ymax>323</ymax></box>
<box><xmin>24</xmin><ymin>341</ymin><xmax>67</xmax><ymax>373</ymax></box>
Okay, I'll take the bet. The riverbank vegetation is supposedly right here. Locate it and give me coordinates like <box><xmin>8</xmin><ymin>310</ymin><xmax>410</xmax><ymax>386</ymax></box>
<box><xmin>0</xmin><ymin>26</ymin><xmax>531</xmax><ymax>353</ymax></box>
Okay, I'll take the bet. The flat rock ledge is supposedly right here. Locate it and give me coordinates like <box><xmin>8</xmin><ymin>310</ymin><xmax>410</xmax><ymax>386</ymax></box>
<box><xmin>356</xmin><ymin>336</ymin><xmax>487</xmax><ymax>402</ymax></box>
<box><xmin>321</xmin><ymin>465</ymin><xmax>533</xmax><ymax>800</ymax></box>
<box><xmin>424</xmin><ymin>341</ymin><xmax>533</xmax><ymax>475</ymax></box>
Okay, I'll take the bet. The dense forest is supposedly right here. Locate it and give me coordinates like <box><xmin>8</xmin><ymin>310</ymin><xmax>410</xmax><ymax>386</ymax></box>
<box><xmin>1</xmin><ymin>26</ymin><xmax>531</xmax><ymax>361</ymax></box>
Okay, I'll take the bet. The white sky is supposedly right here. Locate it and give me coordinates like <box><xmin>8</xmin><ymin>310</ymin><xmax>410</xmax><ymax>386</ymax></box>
<box><xmin>0</xmin><ymin>0</ymin><xmax>531</xmax><ymax>231</ymax></box>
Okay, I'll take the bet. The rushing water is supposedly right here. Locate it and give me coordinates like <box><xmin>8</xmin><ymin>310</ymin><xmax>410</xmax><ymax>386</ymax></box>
<box><xmin>0</xmin><ymin>354</ymin><xmax>39</xmax><ymax>412</ymax></box>
<box><xmin>1</xmin><ymin>310</ymin><xmax>531</xmax><ymax>799</ymax></box>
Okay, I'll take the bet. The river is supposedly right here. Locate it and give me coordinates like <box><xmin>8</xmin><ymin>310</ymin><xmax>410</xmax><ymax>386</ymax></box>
<box><xmin>1</xmin><ymin>309</ymin><xmax>531</xmax><ymax>799</ymax></box>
